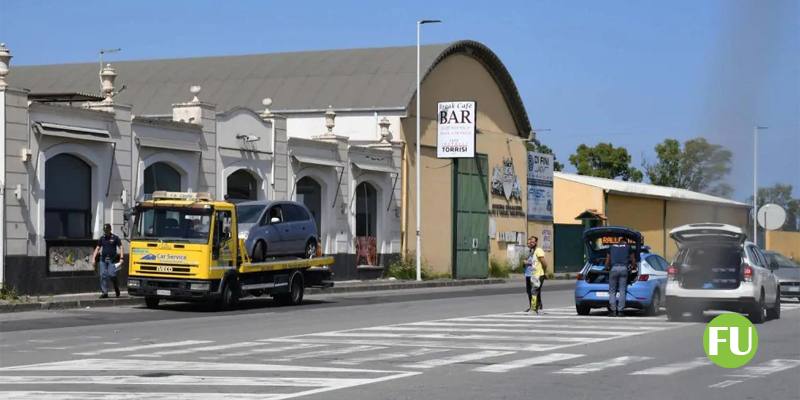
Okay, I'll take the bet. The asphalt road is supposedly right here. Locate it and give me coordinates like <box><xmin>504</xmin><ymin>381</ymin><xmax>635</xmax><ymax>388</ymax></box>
<box><xmin>1</xmin><ymin>281</ymin><xmax>798</xmax><ymax>400</ymax></box>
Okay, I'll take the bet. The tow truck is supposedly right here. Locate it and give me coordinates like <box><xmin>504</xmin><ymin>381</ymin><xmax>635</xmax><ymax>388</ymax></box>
<box><xmin>126</xmin><ymin>191</ymin><xmax>334</xmax><ymax>309</ymax></box>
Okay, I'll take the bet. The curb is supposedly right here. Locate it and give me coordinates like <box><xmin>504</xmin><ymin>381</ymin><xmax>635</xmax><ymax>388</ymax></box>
<box><xmin>0</xmin><ymin>278</ymin><xmax>509</xmax><ymax>313</ymax></box>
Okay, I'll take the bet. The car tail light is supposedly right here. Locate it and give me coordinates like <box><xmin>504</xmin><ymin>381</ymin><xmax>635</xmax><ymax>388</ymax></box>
<box><xmin>743</xmin><ymin>264</ymin><xmax>753</xmax><ymax>282</ymax></box>
<box><xmin>667</xmin><ymin>265</ymin><xmax>678</xmax><ymax>281</ymax></box>
<box><xmin>576</xmin><ymin>273</ymin><xmax>584</xmax><ymax>281</ymax></box>
<box><xmin>638</xmin><ymin>274</ymin><xmax>650</xmax><ymax>281</ymax></box>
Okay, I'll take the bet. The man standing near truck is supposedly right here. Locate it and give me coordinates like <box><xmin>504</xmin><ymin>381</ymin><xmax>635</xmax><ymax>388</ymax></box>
<box><xmin>92</xmin><ymin>223</ymin><xmax>125</xmax><ymax>299</ymax></box>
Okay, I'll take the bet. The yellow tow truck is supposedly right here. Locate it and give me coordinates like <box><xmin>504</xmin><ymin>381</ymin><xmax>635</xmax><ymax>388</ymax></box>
<box><xmin>126</xmin><ymin>191</ymin><xmax>334</xmax><ymax>309</ymax></box>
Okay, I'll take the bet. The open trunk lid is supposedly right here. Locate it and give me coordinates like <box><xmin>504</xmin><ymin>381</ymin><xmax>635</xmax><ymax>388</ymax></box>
<box><xmin>582</xmin><ymin>227</ymin><xmax>643</xmax><ymax>284</ymax></box>
<box><xmin>669</xmin><ymin>223</ymin><xmax>746</xmax><ymax>246</ymax></box>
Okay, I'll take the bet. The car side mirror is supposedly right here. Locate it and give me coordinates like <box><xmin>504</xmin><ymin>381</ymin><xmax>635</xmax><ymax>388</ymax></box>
<box><xmin>769</xmin><ymin>261</ymin><xmax>779</xmax><ymax>270</ymax></box>
<box><xmin>270</xmin><ymin>217</ymin><xmax>280</xmax><ymax>224</ymax></box>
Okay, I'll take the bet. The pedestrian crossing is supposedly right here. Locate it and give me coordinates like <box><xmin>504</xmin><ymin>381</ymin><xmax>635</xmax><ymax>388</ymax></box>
<box><xmin>2</xmin><ymin>305</ymin><xmax>800</xmax><ymax>398</ymax></box>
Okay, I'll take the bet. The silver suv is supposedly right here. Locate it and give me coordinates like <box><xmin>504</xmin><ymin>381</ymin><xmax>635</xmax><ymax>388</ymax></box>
<box><xmin>236</xmin><ymin>201</ymin><xmax>319</xmax><ymax>261</ymax></box>
<box><xmin>665</xmin><ymin>223</ymin><xmax>780</xmax><ymax>324</ymax></box>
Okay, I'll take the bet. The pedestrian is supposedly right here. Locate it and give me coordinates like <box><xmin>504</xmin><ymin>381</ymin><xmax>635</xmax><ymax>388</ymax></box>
<box><xmin>605</xmin><ymin>237</ymin><xmax>637</xmax><ymax>317</ymax></box>
<box><xmin>523</xmin><ymin>235</ymin><xmax>547</xmax><ymax>314</ymax></box>
<box><xmin>92</xmin><ymin>223</ymin><xmax>125</xmax><ymax>299</ymax></box>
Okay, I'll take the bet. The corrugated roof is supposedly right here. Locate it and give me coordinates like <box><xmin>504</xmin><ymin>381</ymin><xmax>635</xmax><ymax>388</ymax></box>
<box><xmin>8</xmin><ymin>40</ymin><xmax>531</xmax><ymax>136</ymax></box>
<box><xmin>554</xmin><ymin>172</ymin><xmax>749</xmax><ymax>208</ymax></box>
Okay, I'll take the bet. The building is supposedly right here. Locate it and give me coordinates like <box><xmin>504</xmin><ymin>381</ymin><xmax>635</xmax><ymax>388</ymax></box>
<box><xmin>1</xmin><ymin>40</ymin><xmax>543</xmax><ymax>294</ymax></box>
<box><xmin>552</xmin><ymin>172</ymin><xmax>750</xmax><ymax>271</ymax></box>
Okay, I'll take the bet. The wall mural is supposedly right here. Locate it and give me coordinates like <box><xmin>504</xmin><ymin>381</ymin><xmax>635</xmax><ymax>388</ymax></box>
<box><xmin>491</xmin><ymin>157</ymin><xmax>521</xmax><ymax>201</ymax></box>
<box><xmin>48</xmin><ymin>245</ymin><xmax>95</xmax><ymax>273</ymax></box>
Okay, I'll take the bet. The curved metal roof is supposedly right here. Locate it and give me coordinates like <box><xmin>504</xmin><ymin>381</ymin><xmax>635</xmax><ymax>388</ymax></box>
<box><xmin>9</xmin><ymin>40</ymin><xmax>531</xmax><ymax>136</ymax></box>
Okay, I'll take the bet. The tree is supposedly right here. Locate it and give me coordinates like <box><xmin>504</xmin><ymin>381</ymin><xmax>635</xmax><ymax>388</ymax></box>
<box><xmin>525</xmin><ymin>139</ymin><xmax>564</xmax><ymax>171</ymax></box>
<box><xmin>749</xmin><ymin>184</ymin><xmax>800</xmax><ymax>231</ymax></box>
<box><xmin>644</xmin><ymin>137</ymin><xmax>733</xmax><ymax>198</ymax></box>
<box><xmin>568</xmin><ymin>143</ymin><xmax>643</xmax><ymax>182</ymax></box>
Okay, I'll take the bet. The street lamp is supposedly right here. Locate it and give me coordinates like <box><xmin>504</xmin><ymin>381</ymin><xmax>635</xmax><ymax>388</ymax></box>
<box><xmin>416</xmin><ymin>19</ymin><xmax>441</xmax><ymax>281</ymax></box>
<box><xmin>753</xmin><ymin>125</ymin><xmax>768</xmax><ymax>246</ymax></box>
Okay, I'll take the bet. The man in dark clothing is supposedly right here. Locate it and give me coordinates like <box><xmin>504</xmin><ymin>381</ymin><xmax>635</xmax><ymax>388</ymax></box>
<box><xmin>92</xmin><ymin>223</ymin><xmax>125</xmax><ymax>298</ymax></box>
<box><xmin>605</xmin><ymin>238</ymin><xmax>636</xmax><ymax>317</ymax></box>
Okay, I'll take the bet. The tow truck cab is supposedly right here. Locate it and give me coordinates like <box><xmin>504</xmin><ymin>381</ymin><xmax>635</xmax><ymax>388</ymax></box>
<box><xmin>126</xmin><ymin>191</ymin><xmax>333</xmax><ymax>309</ymax></box>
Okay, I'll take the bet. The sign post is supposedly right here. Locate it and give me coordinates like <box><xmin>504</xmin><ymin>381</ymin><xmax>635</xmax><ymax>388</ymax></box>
<box><xmin>527</xmin><ymin>152</ymin><xmax>554</xmax><ymax>221</ymax></box>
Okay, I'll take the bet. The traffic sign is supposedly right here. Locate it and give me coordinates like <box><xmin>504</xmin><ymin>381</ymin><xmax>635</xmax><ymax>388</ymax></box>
<box><xmin>757</xmin><ymin>204</ymin><xmax>786</xmax><ymax>230</ymax></box>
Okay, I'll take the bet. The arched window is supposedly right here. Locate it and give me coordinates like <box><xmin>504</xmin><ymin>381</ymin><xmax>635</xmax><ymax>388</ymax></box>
<box><xmin>296</xmin><ymin>177</ymin><xmax>322</xmax><ymax>234</ymax></box>
<box><xmin>356</xmin><ymin>182</ymin><xmax>377</xmax><ymax>237</ymax></box>
<box><xmin>144</xmin><ymin>162</ymin><xmax>181</xmax><ymax>196</ymax></box>
<box><xmin>227</xmin><ymin>169</ymin><xmax>259</xmax><ymax>201</ymax></box>
<box><xmin>45</xmin><ymin>154</ymin><xmax>92</xmax><ymax>239</ymax></box>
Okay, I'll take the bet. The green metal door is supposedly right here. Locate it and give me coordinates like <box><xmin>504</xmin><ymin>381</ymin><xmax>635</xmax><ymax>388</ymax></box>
<box><xmin>554</xmin><ymin>224</ymin><xmax>585</xmax><ymax>272</ymax></box>
<box><xmin>453</xmin><ymin>155</ymin><xmax>489</xmax><ymax>279</ymax></box>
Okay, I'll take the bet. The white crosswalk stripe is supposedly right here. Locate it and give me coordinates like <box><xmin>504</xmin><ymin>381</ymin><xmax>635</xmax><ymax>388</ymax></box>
<box><xmin>74</xmin><ymin>340</ymin><xmax>214</xmax><ymax>356</ymax></box>
<box><xmin>555</xmin><ymin>356</ymin><xmax>653</xmax><ymax>375</ymax></box>
<box><xmin>135</xmin><ymin>341</ymin><xmax>263</xmax><ymax>357</ymax></box>
<box><xmin>401</xmin><ymin>350</ymin><xmax>516</xmax><ymax>369</ymax></box>
<box><xmin>331</xmin><ymin>348</ymin><xmax>450</xmax><ymax>366</ymax></box>
<box><xmin>270</xmin><ymin>345</ymin><xmax>387</xmax><ymax>362</ymax></box>
<box><xmin>630</xmin><ymin>357</ymin><xmax>711</xmax><ymax>376</ymax></box>
<box><xmin>475</xmin><ymin>353</ymin><xmax>584</xmax><ymax>373</ymax></box>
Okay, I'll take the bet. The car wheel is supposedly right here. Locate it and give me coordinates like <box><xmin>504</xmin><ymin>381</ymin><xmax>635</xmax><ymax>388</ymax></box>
<box><xmin>645</xmin><ymin>292</ymin><xmax>661</xmax><ymax>316</ymax></box>
<box><xmin>767</xmin><ymin>289</ymin><xmax>781</xmax><ymax>320</ymax></box>
<box><xmin>576</xmin><ymin>303</ymin><xmax>591</xmax><ymax>316</ymax></box>
<box><xmin>144</xmin><ymin>296</ymin><xmax>160</xmax><ymax>309</ymax></box>
<box><xmin>666</xmin><ymin>306</ymin><xmax>684</xmax><ymax>322</ymax></box>
<box><xmin>252</xmin><ymin>241</ymin><xmax>267</xmax><ymax>262</ymax></box>
<box><xmin>749</xmin><ymin>291</ymin><xmax>766</xmax><ymax>324</ymax></box>
<box><xmin>305</xmin><ymin>240</ymin><xmax>317</xmax><ymax>259</ymax></box>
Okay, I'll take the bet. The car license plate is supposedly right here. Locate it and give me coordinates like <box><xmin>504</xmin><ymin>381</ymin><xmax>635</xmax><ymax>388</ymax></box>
<box><xmin>156</xmin><ymin>289</ymin><xmax>171</xmax><ymax>296</ymax></box>
<box><xmin>595</xmin><ymin>291</ymin><xmax>608</xmax><ymax>298</ymax></box>
<box><xmin>787</xmin><ymin>286</ymin><xmax>800</xmax><ymax>292</ymax></box>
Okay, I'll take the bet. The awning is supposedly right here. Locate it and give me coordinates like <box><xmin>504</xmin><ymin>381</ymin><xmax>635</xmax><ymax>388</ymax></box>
<box><xmin>292</xmin><ymin>154</ymin><xmax>343</xmax><ymax>168</ymax></box>
<box><xmin>351</xmin><ymin>161</ymin><xmax>397</xmax><ymax>174</ymax></box>
<box><xmin>35</xmin><ymin>122</ymin><xmax>113</xmax><ymax>143</ymax></box>
<box><xmin>136</xmin><ymin>137</ymin><xmax>202</xmax><ymax>152</ymax></box>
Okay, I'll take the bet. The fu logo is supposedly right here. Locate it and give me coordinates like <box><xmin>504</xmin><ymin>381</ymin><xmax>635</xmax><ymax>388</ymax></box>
<box><xmin>703</xmin><ymin>313</ymin><xmax>759</xmax><ymax>368</ymax></box>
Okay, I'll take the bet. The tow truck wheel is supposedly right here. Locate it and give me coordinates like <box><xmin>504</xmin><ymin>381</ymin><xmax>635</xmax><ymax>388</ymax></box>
<box><xmin>145</xmin><ymin>296</ymin><xmax>160</xmax><ymax>309</ymax></box>
<box><xmin>276</xmin><ymin>274</ymin><xmax>304</xmax><ymax>306</ymax></box>
<box><xmin>220</xmin><ymin>281</ymin><xmax>239</xmax><ymax>310</ymax></box>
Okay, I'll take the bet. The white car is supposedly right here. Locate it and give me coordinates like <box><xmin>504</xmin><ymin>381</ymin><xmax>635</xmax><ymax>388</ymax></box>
<box><xmin>665</xmin><ymin>223</ymin><xmax>780</xmax><ymax>323</ymax></box>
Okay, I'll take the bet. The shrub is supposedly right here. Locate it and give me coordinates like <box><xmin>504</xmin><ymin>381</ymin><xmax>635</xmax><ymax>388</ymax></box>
<box><xmin>385</xmin><ymin>253</ymin><xmax>448</xmax><ymax>280</ymax></box>
<box><xmin>489</xmin><ymin>257</ymin><xmax>511</xmax><ymax>278</ymax></box>
<box><xmin>0</xmin><ymin>285</ymin><xmax>20</xmax><ymax>301</ymax></box>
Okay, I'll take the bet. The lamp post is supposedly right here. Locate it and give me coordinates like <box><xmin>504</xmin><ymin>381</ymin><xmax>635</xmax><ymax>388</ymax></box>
<box><xmin>416</xmin><ymin>19</ymin><xmax>441</xmax><ymax>281</ymax></box>
<box><xmin>753</xmin><ymin>125</ymin><xmax>767</xmax><ymax>245</ymax></box>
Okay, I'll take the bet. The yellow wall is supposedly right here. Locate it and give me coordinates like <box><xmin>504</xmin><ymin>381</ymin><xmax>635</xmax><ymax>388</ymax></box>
<box><xmin>401</xmin><ymin>53</ymin><xmax>534</xmax><ymax>274</ymax></box>
<box><xmin>664</xmin><ymin>202</ymin><xmax>748</xmax><ymax>260</ymax></box>
<box><xmin>528</xmin><ymin>221</ymin><xmax>555</xmax><ymax>275</ymax></box>
<box><xmin>766</xmin><ymin>231</ymin><xmax>800</xmax><ymax>260</ymax></box>
<box><xmin>606</xmin><ymin>195</ymin><xmax>666</xmax><ymax>257</ymax></box>
<box><xmin>553</xmin><ymin>177</ymin><xmax>605</xmax><ymax>225</ymax></box>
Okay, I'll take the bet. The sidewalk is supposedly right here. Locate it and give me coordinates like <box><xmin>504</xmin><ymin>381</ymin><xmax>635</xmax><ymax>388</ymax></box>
<box><xmin>0</xmin><ymin>273</ymin><xmax>577</xmax><ymax>313</ymax></box>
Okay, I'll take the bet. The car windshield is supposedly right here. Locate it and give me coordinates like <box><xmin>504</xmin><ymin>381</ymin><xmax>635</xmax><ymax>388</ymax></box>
<box><xmin>767</xmin><ymin>252</ymin><xmax>799</xmax><ymax>268</ymax></box>
<box><xmin>236</xmin><ymin>204</ymin><xmax>266</xmax><ymax>224</ymax></box>
<box><xmin>131</xmin><ymin>206</ymin><xmax>212</xmax><ymax>243</ymax></box>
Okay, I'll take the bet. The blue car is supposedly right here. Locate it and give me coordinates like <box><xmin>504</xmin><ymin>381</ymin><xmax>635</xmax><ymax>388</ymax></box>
<box><xmin>574</xmin><ymin>227</ymin><xmax>669</xmax><ymax>316</ymax></box>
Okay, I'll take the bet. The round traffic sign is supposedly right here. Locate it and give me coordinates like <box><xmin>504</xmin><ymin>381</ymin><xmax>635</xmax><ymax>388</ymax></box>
<box><xmin>757</xmin><ymin>204</ymin><xmax>786</xmax><ymax>230</ymax></box>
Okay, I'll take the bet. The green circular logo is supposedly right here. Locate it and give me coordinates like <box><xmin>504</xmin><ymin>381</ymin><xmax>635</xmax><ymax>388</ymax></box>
<box><xmin>703</xmin><ymin>313</ymin><xmax>758</xmax><ymax>368</ymax></box>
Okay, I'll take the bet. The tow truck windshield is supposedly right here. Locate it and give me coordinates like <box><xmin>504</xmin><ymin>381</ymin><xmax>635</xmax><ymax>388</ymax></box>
<box><xmin>132</xmin><ymin>206</ymin><xmax>213</xmax><ymax>243</ymax></box>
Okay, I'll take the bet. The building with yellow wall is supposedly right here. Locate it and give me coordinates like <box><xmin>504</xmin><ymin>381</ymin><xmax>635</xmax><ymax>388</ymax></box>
<box><xmin>553</xmin><ymin>172</ymin><xmax>750</xmax><ymax>270</ymax></box>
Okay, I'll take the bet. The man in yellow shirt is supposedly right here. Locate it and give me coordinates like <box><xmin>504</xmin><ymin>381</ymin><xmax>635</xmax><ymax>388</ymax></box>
<box><xmin>524</xmin><ymin>236</ymin><xmax>548</xmax><ymax>313</ymax></box>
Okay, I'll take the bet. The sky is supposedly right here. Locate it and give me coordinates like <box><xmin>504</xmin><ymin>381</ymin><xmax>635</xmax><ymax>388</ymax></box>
<box><xmin>2</xmin><ymin>0</ymin><xmax>798</xmax><ymax>202</ymax></box>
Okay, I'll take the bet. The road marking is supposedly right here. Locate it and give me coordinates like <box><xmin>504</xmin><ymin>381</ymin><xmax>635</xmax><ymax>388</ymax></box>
<box><xmin>202</xmin><ymin>343</ymin><xmax>326</xmax><ymax>360</ymax></box>
<box><xmin>630</xmin><ymin>357</ymin><xmax>711</xmax><ymax>376</ymax></box>
<box><xmin>359</xmin><ymin>325</ymin><xmax>638</xmax><ymax>336</ymax></box>
<box><xmin>709</xmin><ymin>380</ymin><xmax>743</xmax><ymax>388</ymax></box>
<box><xmin>475</xmin><ymin>353</ymin><xmax>584</xmax><ymax>373</ymax></box>
<box><xmin>74</xmin><ymin>340</ymin><xmax>214</xmax><ymax>356</ymax></box>
<box><xmin>457</xmin><ymin>315</ymin><xmax>678</xmax><ymax>325</ymax></box>
<box><xmin>0</xmin><ymin>375</ymin><xmax>375</xmax><ymax>387</ymax></box>
<box><xmin>408</xmin><ymin>321</ymin><xmax>662</xmax><ymax>331</ymax></box>
<box><xmin>268</xmin><ymin>337</ymin><xmax>558</xmax><ymax>352</ymax></box>
<box><xmin>401</xmin><ymin>350</ymin><xmax>515</xmax><ymax>369</ymax></box>
<box><xmin>270</xmin><ymin>345</ymin><xmax>386</xmax><ymax>361</ymax></box>
<box><xmin>0</xmin><ymin>358</ymin><xmax>399</xmax><ymax>374</ymax></box>
<box><xmin>135</xmin><ymin>341</ymin><xmax>263</xmax><ymax>357</ymax></box>
<box><xmin>709</xmin><ymin>359</ymin><xmax>800</xmax><ymax>388</ymax></box>
<box><xmin>302</xmin><ymin>331</ymin><xmax>604</xmax><ymax>343</ymax></box>
<box><xmin>555</xmin><ymin>356</ymin><xmax>653</xmax><ymax>375</ymax></box>
<box><xmin>0</xmin><ymin>392</ymin><xmax>286</xmax><ymax>400</ymax></box>
<box><xmin>331</xmin><ymin>348</ymin><xmax>449</xmax><ymax>365</ymax></box>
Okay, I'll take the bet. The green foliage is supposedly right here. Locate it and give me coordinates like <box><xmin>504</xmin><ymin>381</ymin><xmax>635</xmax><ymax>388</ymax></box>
<box><xmin>489</xmin><ymin>257</ymin><xmax>511</xmax><ymax>278</ymax></box>
<box><xmin>644</xmin><ymin>138</ymin><xmax>733</xmax><ymax>198</ymax></box>
<box><xmin>525</xmin><ymin>139</ymin><xmax>564</xmax><ymax>171</ymax></box>
<box><xmin>569</xmin><ymin>143</ymin><xmax>643</xmax><ymax>182</ymax></box>
<box><xmin>749</xmin><ymin>184</ymin><xmax>800</xmax><ymax>231</ymax></box>
<box><xmin>0</xmin><ymin>285</ymin><xmax>19</xmax><ymax>301</ymax></box>
<box><xmin>385</xmin><ymin>253</ymin><xmax>450</xmax><ymax>280</ymax></box>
